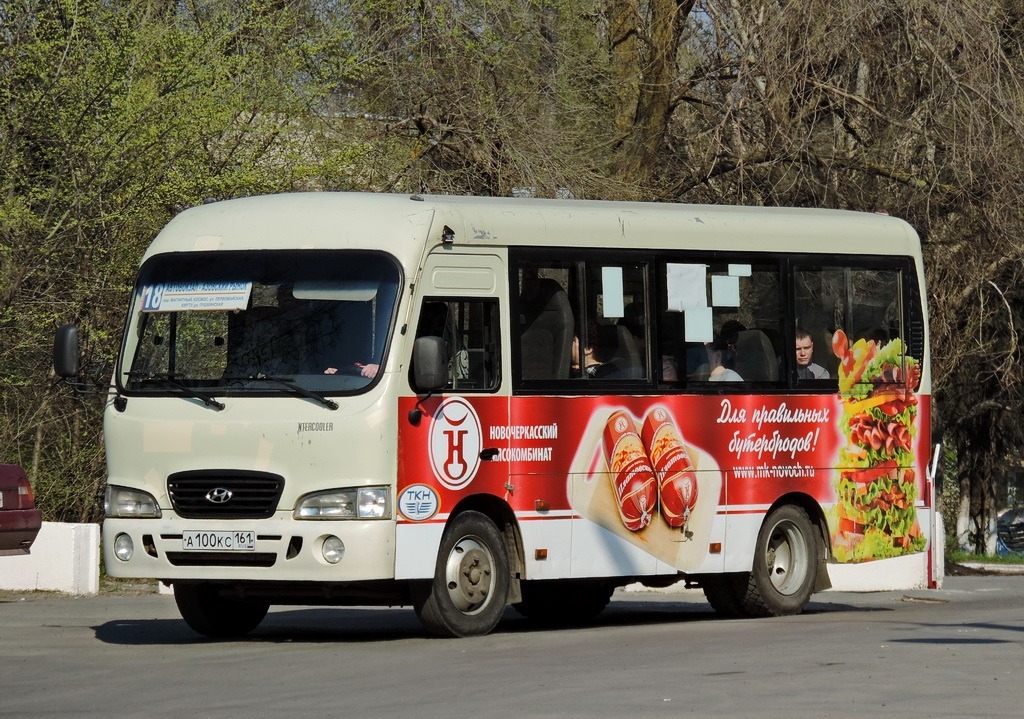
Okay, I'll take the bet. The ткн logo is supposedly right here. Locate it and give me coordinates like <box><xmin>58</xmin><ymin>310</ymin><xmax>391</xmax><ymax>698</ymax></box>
<box><xmin>398</xmin><ymin>484</ymin><xmax>441</xmax><ymax>521</ymax></box>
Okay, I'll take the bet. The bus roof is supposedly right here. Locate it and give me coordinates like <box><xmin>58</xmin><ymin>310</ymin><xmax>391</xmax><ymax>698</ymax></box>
<box><xmin>142</xmin><ymin>192</ymin><xmax>921</xmax><ymax>264</ymax></box>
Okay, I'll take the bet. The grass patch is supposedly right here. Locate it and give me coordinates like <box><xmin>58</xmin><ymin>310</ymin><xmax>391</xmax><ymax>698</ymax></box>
<box><xmin>948</xmin><ymin>551</ymin><xmax>1024</xmax><ymax>565</ymax></box>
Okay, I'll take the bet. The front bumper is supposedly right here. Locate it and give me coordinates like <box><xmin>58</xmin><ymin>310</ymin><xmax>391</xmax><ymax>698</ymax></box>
<box><xmin>102</xmin><ymin>514</ymin><xmax>395</xmax><ymax>582</ymax></box>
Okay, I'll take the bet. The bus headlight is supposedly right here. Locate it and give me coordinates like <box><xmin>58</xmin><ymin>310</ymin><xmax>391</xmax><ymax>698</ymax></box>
<box><xmin>294</xmin><ymin>487</ymin><xmax>391</xmax><ymax>520</ymax></box>
<box><xmin>105</xmin><ymin>486</ymin><xmax>162</xmax><ymax>518</ymax></box>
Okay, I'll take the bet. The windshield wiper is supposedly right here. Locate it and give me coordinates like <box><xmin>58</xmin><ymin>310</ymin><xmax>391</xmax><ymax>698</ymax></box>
<box><xmin>124</xmin><ymin>371</ymin><xmax>225</xmax><ymax>411</ymax></box>
<box><xmin>223</xmin><ymin>374</ymin><xmax>339</xmax><ymax>411</ymax></box>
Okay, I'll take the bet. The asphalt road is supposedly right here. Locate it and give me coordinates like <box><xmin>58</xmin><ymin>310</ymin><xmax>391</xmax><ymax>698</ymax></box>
<box><xmin>1</xmin><ymin>575</ymin><xmax>1022</xmax><ymax>718</ymax></box>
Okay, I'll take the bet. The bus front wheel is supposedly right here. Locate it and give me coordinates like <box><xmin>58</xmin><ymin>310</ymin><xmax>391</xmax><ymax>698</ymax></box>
<box><xmin>174</xmin><ymin>583</ymin><xmax>269</xmax><ymax>638</ymax></box>
<box><xmin>414</xmin><ymin>511</ymin><xmax>510</xmax><ymax>637</ymax></box>
<box><xmin>744</xmin><ymin>504</ymin><xmax>817</xmax><ymax>617</ymax></box>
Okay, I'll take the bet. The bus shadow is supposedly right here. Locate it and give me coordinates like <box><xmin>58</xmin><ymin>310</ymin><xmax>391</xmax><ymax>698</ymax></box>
<box><xmin>91</xmin><ymin>596</ymin><xmax>880</xmax><ymax>646</ymax></box>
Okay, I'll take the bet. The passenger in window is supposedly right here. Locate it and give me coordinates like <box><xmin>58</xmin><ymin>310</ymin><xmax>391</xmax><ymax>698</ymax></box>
<box><xmin>625</xmin><ymin>303</ymin><xmax>678</xmax><ymax>381</ymax></box>
<box><xmin>719</xmin><ymin>320</ymin><xmax>746</xmax><ymax>352</ymax></box>
<box><xmin>706</xmin><ymin>321</ymin><xmax>745</xmax><ymax>381</ymax></box>
<box><xmin>571</xmin><ymin>322</ymin><xmax>615</xmax><ymax>378</ymax></box>
<box><xmin>795</xmin><ymin>327</ymin><xmax>829</xmax><ymax>380</ymax></box>
<box><xmin>707</xmin><ymin>335</ymin><xmax>743</xmax><ymax>382</ymax></box>
<box><xmin>690</xmin><ymin>324</ymin><xmax>743</xmax><ymax>381</ymax></box>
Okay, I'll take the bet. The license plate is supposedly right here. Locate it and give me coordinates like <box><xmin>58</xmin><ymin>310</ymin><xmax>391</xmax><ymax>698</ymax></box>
<box><xmin>181</xmin><ymin>530</ymin><xmax>256</xmax><ymax>552</ymax></box>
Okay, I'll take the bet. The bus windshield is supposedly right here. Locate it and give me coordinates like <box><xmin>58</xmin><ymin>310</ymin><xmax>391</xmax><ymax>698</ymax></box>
<box><xmin>123</xmin><ymin>250</ymin><xmax>401</xmax><ymax>396</ymax></box>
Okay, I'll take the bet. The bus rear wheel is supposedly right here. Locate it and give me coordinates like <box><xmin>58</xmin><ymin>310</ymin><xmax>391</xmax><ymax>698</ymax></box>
<box><xmin>700</xmin><ymin>573</ymin><xmax>748</xmax><ymax>618</ymax></box>
<box><xmin>174</xmin><ymin>583</ymin><xmax>269</xmax><ymax>638</ymax></box>
<box><xmin>701</xmin><ymin>505</ymin><xmax>817</xmax><ymax>619</ymax></box>
<box><xmin>414</xmin><ymin>511</ymin><xmax>510</xmax><ymax>637</ymax></box>
<box><xmin>742</xmin><ymin>505</ymin><xmax>817</xmax><ymax>617</ymax></box>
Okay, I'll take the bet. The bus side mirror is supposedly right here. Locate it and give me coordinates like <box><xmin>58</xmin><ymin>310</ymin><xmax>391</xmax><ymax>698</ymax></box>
<box><xmin>412</xmin><ymin>335</ymin><xmax>448</xmax><ymax>392</ymax></box>
<box><xmin>54</xmin><ymin>323</ymin><xmax>81</xmax><ymax>378</ymax></box>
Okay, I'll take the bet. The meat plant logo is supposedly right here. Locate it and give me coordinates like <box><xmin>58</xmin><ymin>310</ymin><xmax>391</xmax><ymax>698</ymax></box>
<box><xmin>429</xmin><ymin>397</ymin><xmax>482</xmax><ymax>490</ymax></box>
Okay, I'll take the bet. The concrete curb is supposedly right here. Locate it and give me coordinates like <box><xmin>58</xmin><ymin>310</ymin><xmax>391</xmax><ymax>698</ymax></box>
<box><xmin>961</xmin><ymin>562</ymin><xmax>1024</xmax><ymax>575</ymax></box>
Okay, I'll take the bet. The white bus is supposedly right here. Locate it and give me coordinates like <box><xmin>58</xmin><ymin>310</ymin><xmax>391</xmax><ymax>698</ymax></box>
<box><xmin>55</xmin><ymin>193</ymin><xmax>937</xmax><ymax>637</ymax></box>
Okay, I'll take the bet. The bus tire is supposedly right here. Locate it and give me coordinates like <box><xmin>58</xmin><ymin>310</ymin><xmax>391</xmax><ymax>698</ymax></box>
<box><xmin>741</xmin><ymin>505</ymin><xmax>817</xmax><ymax>617</ymax></box>
<box><xmin>174</xmin><ymin>583</ymin><xmax>269</xmax><ymax>638</ymax></box>
<box><xmin>414</xmin><ymin>511</ymin><xmax>510</xmax><ymax>637</ymax></box>
<box><xmin>700</xmin><ymin>574</ymin><xmax>748</xmax><ymax>618</ymax></box>
<box><xmin>513</xmin><ymin>580</ymin><xmax>614</xmax><ymax>626</ymax></box>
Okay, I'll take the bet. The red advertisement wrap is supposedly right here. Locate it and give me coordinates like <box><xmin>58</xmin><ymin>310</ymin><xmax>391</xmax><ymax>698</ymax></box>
<box><xmin>397</xmin><ymin>383</ymin><xmax>930</xmax><ymax>569</ymax></box>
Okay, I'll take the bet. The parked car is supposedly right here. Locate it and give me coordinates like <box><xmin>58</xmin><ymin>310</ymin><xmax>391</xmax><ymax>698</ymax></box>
<box><xmin>997</xmin><ymin>507</ymin><xmax>1024</xmax><ymax>553</ymax></box>
<box><xmin>0</xmin><ymin>464</ymin><xmax>42</xmax><ymax>556</ymax></box>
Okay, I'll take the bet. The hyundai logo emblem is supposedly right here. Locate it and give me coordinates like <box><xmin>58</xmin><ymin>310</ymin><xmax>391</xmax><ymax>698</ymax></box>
<box><xmin>206</xmin><ymin>487</ymin><xmax>233</xmax><ymax>504</ymax></box>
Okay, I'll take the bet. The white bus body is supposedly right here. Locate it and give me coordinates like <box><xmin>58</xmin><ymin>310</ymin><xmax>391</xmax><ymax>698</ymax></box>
<box><xmin>82</xmin><ymin>193</ymin><xmax>934</xmax><ymax>637</ymax></box>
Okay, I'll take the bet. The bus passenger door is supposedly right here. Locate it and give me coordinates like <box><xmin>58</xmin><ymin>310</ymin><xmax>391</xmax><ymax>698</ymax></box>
<box><xmin>394</xmin><ymin>253</ymin><xmax>510</xmax><ymax>580</ymax></box>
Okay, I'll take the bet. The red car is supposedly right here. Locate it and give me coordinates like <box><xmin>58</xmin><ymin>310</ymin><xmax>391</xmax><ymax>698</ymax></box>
<box><xmin>0</xmin><ymin>464</ymin><xmax>42</xmax><ymax>556</ymax></box>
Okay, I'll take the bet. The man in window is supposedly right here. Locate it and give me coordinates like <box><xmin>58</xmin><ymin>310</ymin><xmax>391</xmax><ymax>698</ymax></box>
<box><xmin>795</xmin><ymin>327</ymin><xmax>830</xmax><ymax>380</ymax></box>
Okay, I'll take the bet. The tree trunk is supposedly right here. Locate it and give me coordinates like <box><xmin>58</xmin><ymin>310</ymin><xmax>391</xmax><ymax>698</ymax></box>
<box><xmin>610</xmin><ymin>0</ymin><xmax>696</xmax><ymax>186</ymax></box>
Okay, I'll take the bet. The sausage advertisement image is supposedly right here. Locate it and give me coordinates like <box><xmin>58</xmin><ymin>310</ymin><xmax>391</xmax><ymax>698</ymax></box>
<box><xmin>567</xmin><ymin>404</ymin><xmax>722</xmax><ymax>572</ymax></box>
<box><xmin>641</xmin><ymin>406</ymin><xmax>699</xmax><ymax>532</ymax></box>
<box><xmin>602</xmin><ymin>410</ymin><xmax>657</xmax><ymax>532</ymax></box>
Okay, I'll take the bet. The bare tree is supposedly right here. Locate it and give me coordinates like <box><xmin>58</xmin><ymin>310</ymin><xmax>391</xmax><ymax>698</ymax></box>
<box><xmin>650</xmin><ymin>1</ymin><xmax>1024</xmax><ymax>551</ymax></box>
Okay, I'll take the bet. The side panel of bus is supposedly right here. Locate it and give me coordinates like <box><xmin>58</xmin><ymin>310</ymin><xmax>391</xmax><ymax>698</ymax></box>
<box><xmin>396</xmin><ymin>244</ymin><xmax>935</xmax><ymax>591</ymax></box>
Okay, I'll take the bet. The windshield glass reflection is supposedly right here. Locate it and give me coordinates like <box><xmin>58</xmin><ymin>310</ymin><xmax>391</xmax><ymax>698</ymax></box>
<box><xmin>124</xmin><ymin>250</ymin><xmax>401</xmax><ymax>395</ymax></box>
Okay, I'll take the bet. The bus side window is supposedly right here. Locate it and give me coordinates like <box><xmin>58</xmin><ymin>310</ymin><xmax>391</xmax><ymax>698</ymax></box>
<box><xmin>412</xmin><ymin>298</ymin><xmax>501</xmax><ymax>392</ymax></box>
<box><xmin>453</xmin><ymin>299</ymin><xmax>501</xmax><ymax>391</ymax></box>
<box><xmin>657</xmin><ymin>260</ymin><xmax>783</xmax><ymax>387</ymax></box>
<box><xmin>518</xmin><ymin>276</ymin><xmax>573</xmax><ymax>380</ymax></box>
<box><xmin>794</xmin><ymin>264</ymin><xmax>905</xmax><ymax>388</ymax></box>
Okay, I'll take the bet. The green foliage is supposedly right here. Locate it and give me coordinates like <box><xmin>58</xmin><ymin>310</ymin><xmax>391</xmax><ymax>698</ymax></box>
<box><xmin>0</xmin><ymin>0</ymin><xmax>362</xmax><ymax>521</ymax></box>
<box><xmin>347</xmin><ymin>0</ymin><xmax>618</xmax><ymax>196</ymax></box>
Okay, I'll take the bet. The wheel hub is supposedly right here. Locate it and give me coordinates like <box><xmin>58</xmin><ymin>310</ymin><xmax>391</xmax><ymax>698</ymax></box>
<box><xmin>765</xmin><ymin>521</ymin><xmax>809</xmax><ymax>595</ymax></box>
<box><xmin>444</xmin><ymin>537</ymin><xmax>494</xmax><ymax>613</ymax></box>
